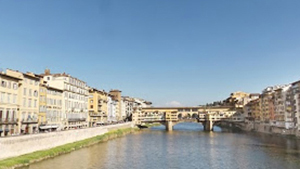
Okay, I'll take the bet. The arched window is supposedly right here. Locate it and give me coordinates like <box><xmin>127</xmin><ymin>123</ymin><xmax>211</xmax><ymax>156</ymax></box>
<box><xmin>34</xmin><ymin>90</ymin><xmax>38</xmax><ymax>97</ymax></box>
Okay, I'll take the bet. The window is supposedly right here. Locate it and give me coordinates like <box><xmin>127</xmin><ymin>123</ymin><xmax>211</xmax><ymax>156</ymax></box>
<box><xmin>0</xmin><ymin>92</ymin><xmax>5</xmax><ymax>103</ymax></box>
<box><xmin>28</xmin><ymin>99</ymin><xmax>32</xmax><ymax>107</ymax></box>
<box><xmin>34</xmin><ymin>90</ymin><xmax>38</xmax><ymax>97</ymax></box>
<box><xmin>23</xmin><ymin>98</ymin><xmax>26</xmax><ymax>107</ymax></box>
<box><xmin>13</xmin><ymin>83</ymin><xmax>18</xmax><ymax>90</ymax></box>
<box><xmin>34</xmin><ymin>100</ymin><xmax>37</xmax><ymax>108</ymax></box>
<box><xmin>7</xmin><ymin>94</ymin><xmax>10</xmax><ymax>103</ymax></box>
<box><xmin>13</xmin><ymin>94</ymin><xmax>17</xmax><ymax>104</ymax></box>
<box><xmin>1</xmin><ymin>80</ymin><xmax>6</xmax><ymax>87</ymax></box>
<box><xmin>7</xmin><ymin>82</ymin><xmax>11</xmax><ymax>89</ymax></box>
<box><xmin>29</xmin><ymin>89</ymin><xmax>32</xmax><ymax>96</ymax></box>
<box><xmin>35</xmin><ymin>81</ymin><xmax>38</xmax><ymax>86</ymax></box>
<box><xmin>23</xmin><ymin>88</ymin><xmax>27</xmax><ymax>96</ymax></box>
<box><xmin>22</xmin><ymin>112</ymin><xmax>26</xmax><ymax>121</ymax></box>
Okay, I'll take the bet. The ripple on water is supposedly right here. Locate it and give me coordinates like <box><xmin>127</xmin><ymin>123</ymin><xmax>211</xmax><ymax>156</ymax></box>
<box><xmin>21</xmin><ymin>123</ymin><xmax>300</xmax><ymax>169</ymax></box>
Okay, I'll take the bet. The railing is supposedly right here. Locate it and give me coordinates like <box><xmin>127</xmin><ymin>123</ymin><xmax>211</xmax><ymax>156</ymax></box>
<box><xmin>68</xmin><ymin>118</ymin><xmax>86</xmax><ymax>122</ymax></box>
<box><xmin>0</xmin><ymin>118</ymin><xmax>18</xmax><ymax>123</ymax></box>
<box><xmin>89</xmin><ymin>113</ymin><xmax>102</xmax><ymax>117</ymax></box>
<box><xmin>21</xmin><ymin>118</ymin><xmax>38</xmax><ymax>123</ymax></box>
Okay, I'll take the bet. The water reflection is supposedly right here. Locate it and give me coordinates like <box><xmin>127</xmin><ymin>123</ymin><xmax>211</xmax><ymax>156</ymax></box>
<box><xmin>22</xmin><ymin>123</ymin><xmax>300</xmax><ymax>169</ymax></box>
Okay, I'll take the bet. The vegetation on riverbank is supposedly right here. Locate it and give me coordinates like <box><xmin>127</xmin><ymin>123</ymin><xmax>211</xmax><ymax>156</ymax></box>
<box><xmin>0</xmin><ymin>127</ymin><xmax>139</xmax><ymax>169</ymax></box>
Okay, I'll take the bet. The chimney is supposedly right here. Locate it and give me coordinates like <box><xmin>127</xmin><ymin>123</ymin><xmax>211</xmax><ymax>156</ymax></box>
<box><xmin>45</xmin><ymin>69</ymin><xmax>50</xmax><ymax>75</ymax></box>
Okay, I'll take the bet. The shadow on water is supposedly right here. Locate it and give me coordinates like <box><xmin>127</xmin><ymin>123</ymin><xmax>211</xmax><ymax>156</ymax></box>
<box><xmin>150</xmin><ymin>123</ymin><xmax>223</xmax><ymax>132</ymax></box>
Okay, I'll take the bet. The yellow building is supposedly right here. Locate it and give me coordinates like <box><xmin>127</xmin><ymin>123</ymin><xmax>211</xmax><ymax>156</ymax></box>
<box><xmin>88</xmin><ymin>88</ymin><xmax>109</xmax><ymax>126</ymax></box>
<box><xmin>38</xmin><ymin>84</ymin><xmax>47</xmax><ymax>125</ymax></box>
<box><xmin>261</xmin><ymin>91</ymin><xmax>274</xmax><ymax>124</ymax></box>
<box><xmin>44</xmin><ymin>86</ymin><xmax>63</xmax><ymax>131</ymax></box>
<box><xmin>224</xmin><ymin>91</ymin><xmax>250</xmax><ymax>107</ymax></box>
<box><xmin>6</xmin><ymin>69</ymin><xmax>40</xmax><ymax>134</ymax></box>
<box><xmin>0</xmin><ymin>72</ymin><xmax>21</xmax><ymax>137</ymax></box>
<box><xmin>244</xmin><ymin>98</ymin><xmax>261</xmax><ymax>121</ymax></box>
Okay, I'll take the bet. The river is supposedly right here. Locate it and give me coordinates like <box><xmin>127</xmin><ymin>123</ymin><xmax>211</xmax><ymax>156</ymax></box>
<box><xmin>21</xmin><ymin>123</ymin><xmax>300</xmax><ymax>169</ymax></box>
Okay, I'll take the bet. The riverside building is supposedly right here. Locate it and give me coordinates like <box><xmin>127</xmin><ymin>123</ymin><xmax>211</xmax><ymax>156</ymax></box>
<box><xmin>273</xmin><ymin>85</ymin><xmax>294</xmax><ymax>129</ymax></box>
<box><xmin>41</xmin><ymin>69</ymin><xmax>88</xmax><ymax>130</ymax></box>
<box><xmin>0</xmin><ymin>72</ymin><xmax>21</xmax><ymax>137</ymax></box>
<box><xmin>88</xmin><ymin>88</ymin><xmax>109</xmax><ymax>126</ymax></box>
<box><xmin>107</xmin><ymin>95</ymin><xmax>117</xmax><ymax>123</ymax></box>
<box><xmin>291</xmin><ymin>80</ymin><xmax>300</xmax><ymax>130</ymax></box>
<box><xmin>6</xmin><ymin>69</ymin><xmax>40</xmax><ymax>134</ymax></box>
<box><xmin>43</xmin><ymin>86</ymin><xmax>63</xmax><ymax>131</ymax></box>
<box><xmin>121</xmin><ymin>96</ymin><xmax>135</xmax><ymax>121</ymax></box>
<box><xmin>109</xmin><ymin>90</ymin><xmax>122</xmax><ymax>121</ymax></box>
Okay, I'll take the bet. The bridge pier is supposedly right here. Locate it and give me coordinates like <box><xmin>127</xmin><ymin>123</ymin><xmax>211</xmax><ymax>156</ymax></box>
<box><xmin>204</xmin><ymin>120</ymin><xmax>213</xmax><ymax>131</ymax></box>
<box><xmin>166</xmin><ymin>121</ymin><xmax>174</xmax><ymax>131</ymax></box>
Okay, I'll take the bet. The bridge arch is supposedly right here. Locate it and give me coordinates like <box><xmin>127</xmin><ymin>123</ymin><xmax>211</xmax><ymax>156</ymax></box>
<box><xmin>192</xmin><ymin>113</ymin><xmax>198</xmax><ymax>119</ymax></box>
<box><xmin>178</xmin><ymin>113</ymin><xmax>182</xmax><ymax>119</ymax></box>
<box><xmin>186</xmin><ymin>114</ymin><xmax>191</xmax><ymax>119</ymax></box>
<box><xmin>172</xmin><ymin>121</ymin><xmax>204</xmax><ymax>128</ymax></box>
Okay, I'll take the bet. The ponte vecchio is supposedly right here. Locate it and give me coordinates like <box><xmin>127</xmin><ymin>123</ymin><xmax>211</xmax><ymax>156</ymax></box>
<box><xmin>132</xmin><ymin>106</ymin><xmax>244</xmax><ymax>131</ymax></box>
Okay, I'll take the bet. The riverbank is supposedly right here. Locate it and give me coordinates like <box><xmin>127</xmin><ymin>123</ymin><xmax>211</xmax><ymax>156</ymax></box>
<box><xmin>218</xmin><ymin>121</ymin><xmax>300</xmax><ymax>138</ymax></box>
<box><xmin>0</xmin><ymin>125</ymin><xmax>139</xmax><ymax>169</ymax></box>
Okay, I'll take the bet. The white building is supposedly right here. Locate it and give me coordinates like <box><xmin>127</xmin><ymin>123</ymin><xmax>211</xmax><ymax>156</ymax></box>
<box><xmin>107</xmin><ymin>96</ymin><xmax>117</xmax><ymax>122</ymax></box>
<box><xmin>133</xmin><ymin>98</ymin><xmax>152</xmax><ymax>108</ymax></box>
<box><xmin>121</xmin><ymin>96</ymin><xmax>136</xmax><ymax>121</ymax></box>
<box><xmin>41</xmin><ymin>70</ymin><xmax>88</xmax><ymax>130</ymax></box>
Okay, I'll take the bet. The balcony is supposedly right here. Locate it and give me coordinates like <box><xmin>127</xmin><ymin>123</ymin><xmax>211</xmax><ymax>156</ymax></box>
<box><xmin>89</xmin><ymin>113</ymin><xmax>102</xmax><ymax>117</ymax></box>
<box><xmin>0</xmin><ymin>118</ymin><xmax>18</xmax><ymax>124</ymax></box>
<box><xmin>22</xmin><ymin>118</ymin><xmax>38</xmax><ymax>124</ymax></box>
<box><xmin>68</xmin><ymin>118</ymin><xmax>86</xmax><ymax>122</ymax></box>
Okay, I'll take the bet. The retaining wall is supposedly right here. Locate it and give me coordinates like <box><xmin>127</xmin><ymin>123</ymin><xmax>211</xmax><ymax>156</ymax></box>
<box><xmin>0</xmin><ymin>122</ymin><xmax>133</xmax><ymax>160</ymax></box>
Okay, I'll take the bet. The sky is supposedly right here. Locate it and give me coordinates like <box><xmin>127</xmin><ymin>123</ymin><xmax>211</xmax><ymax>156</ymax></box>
<box><xmin>1</xmin><ymin>0</ymin><xmax>300</xmax><ymax>107</ymax></box>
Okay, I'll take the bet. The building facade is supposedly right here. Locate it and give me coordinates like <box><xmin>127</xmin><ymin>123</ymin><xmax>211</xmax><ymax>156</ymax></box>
<box><xmin>109</xmin><ymin>90</ymin><xmax>122</xmax><ymax>121</ymax></box>
<box><xmin>88</xmin><ymin>88</ymin><xmax>109</xmax><ymax>126</ymax></box>
<box><xmin>291</xmin><ymin>81</ymin><xmax>300</xmax><ymax>130</ymax></box>
<box><xmin>6</xmin><ymin>69</ymin><xmax>40</xmax><ymax>134</ymax></box>
<box><xmin>41</xmin><ymin>70</ymin><xmax>88</xmax><ymax>130</ymax></box>
<box><xmin>0</xmin><ymin>72</ymin><xmax>21</xmax><ymax>137</ymax></box>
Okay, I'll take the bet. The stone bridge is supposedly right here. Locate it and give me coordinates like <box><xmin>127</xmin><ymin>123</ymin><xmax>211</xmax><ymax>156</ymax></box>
<box><xmin>132</xmin><ymin>106</ymin><xmax>244</xmax><ymax>131</ymax></box>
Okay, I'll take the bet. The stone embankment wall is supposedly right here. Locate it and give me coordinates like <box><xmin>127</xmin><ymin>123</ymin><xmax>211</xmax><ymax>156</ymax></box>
<box><xmin>0</xmin><ymin>122</ymin><xmax>133</xmax><ymax>160</ymax></box>
<box><xmin>218</xmin><ymin>121</ymin><xmax>300</xmax><ymax>137</ymax></box>
<box><xmin>241</xmin><ymin>121</ymin><xmax>300</xmax><ymax>136</ymax></box>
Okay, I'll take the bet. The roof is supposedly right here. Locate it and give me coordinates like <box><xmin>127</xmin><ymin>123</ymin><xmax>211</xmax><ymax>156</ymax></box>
<box><xmin>110</xmin><ymin>89</ymin><xmax>122</xmax><ymax>92</ymax></box>
<box><xmin>23</xmin><ymin>73</ymin><xmax>40</xmax><ymax>80</ymax></box>
<box><xmin>292</xmin><ymin>80</ymin><xmax>300</xmax><ymax>85</ymax></box>
<box><xmin>47</xmin><ymin>86</ymin><xmax>63</xmax><ymax>92</ymax></box>
<box><xmin>0</xmin><ymin>73</ymin><xmax>22</xmax><ymax>81</ymax></box>
<box><xmin>89</xmin><ymin>88</ymin><xmax>108</xmax><ymax>95</ymax></box>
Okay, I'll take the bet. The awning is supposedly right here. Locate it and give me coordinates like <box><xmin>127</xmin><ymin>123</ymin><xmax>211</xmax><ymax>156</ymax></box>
<box><xmin>39</xmin><ymin>125</ymin><xmax>58</xmax><ymax>130</ymax></box>
<box><xmin>68</xmin><ymin>124</ymin><xmax>79</xmax><ymax>127</ymax></box>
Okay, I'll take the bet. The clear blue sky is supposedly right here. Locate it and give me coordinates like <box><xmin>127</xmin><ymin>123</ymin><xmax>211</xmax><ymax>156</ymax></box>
<box><xmin>1</xmin><ymin>0</ymin><xmax>300</xmax><ymax>107</ymax></box>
